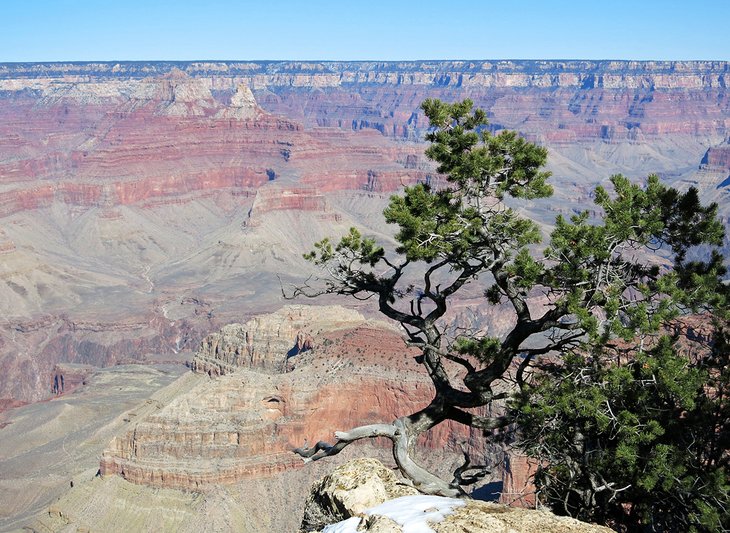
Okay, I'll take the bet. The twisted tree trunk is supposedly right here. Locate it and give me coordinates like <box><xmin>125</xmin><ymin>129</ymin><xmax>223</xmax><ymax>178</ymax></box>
<box><xmin>294</xmin><ymin>400</ymin><xmax>468</xmax><ymax>497</ymax></box>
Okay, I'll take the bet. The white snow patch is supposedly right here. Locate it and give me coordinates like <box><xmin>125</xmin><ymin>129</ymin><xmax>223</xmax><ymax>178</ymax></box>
<box><xmin>322</xmin><ymin>495</ymin><xmax>466</xmax><ymax>533</ymax></box>
<box><xmin>322</xmin><ymin>516</ymin><xmax>361</xmax><ymax>533</ymax></box>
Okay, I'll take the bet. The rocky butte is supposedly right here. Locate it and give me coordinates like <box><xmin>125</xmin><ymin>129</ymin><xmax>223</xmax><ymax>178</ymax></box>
<box><xmin>98</xmin><ymin>305</ymin><xmax>490</xmax><ymax>491</ymax></box>
<box><xmin>1</xmin><ymin>306</ymin><xmax>493</xmax><ymax>532</ymax></box>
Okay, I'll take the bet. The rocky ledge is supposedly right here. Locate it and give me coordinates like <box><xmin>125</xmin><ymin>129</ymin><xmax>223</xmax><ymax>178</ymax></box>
<box><xmin>700</xmin><ymin>142</ymin><xmax>730</xmax><ymax>172</ymax></box>
<box><xmin>301</xmin><ymin>458</ymin><xmax>613</xmax><ymax>533</ymax></box>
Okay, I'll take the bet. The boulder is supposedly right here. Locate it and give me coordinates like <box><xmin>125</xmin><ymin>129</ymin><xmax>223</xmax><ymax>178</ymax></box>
<box><xmin>300</xmin><ymin>458</ymin><xmax>418</xmax><ymax>532</ymax></box>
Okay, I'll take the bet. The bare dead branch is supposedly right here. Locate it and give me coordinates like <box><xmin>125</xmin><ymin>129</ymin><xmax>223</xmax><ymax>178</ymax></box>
<box><xmin>293</xmin><ymin>423</ymin><xmax>396</xmax><ymax>462</ymax></box>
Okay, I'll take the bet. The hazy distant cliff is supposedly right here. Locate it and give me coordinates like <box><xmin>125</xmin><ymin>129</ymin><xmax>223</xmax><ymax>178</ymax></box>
<box><xmin>1</xmin><ymin>60</ymin><xmax>728</xmax><ymax>87</ymax></box>
<box><xmin>2</xmin><ymin>60</ymin><xmax>728</xmax><ymax>141</ymax></box>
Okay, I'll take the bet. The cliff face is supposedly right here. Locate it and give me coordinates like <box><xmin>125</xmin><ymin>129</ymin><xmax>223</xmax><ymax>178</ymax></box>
<box><xmin>2</xmin><ymin>61</ymin><xmax>728</xmax><ymax>143</ymax></box>
<box><xmin>0</xmin><ymin>61</ymin><xmax>730</xmax><ymax>142</ymax></box>
<box><xmin>701</xmin><ymin>142</ymin><xmax>730</xmax><ymax>171</ymax></box>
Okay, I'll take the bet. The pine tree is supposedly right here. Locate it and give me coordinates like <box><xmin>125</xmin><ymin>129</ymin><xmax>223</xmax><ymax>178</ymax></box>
<box><xmin>291</xmin><ymin>99</ymin><xmax>728</xmax><ymax>519</ymax></box>
<box><xmin>512</xmin><ymin>327</ymin><xmax>729</xmax><ymax>531</ymax></box>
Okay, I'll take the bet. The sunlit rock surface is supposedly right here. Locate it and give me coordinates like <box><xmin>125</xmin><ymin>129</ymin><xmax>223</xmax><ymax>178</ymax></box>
<box><xmin>301</xmin><ymin>458</ymin><xmax>613</xmax><ymax>533</ymax></box>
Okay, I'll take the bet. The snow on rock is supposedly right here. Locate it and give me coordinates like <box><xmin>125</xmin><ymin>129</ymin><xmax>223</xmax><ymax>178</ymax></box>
<box><xmin>322</xmin><ymin>516</ymin><xmax>362</xmax><ymax>533</ymax></box>
<box><xmin>304</xmin><ymin>459</ymin><xmax>615</xmax><ymax>533</ymax></box>
<box><xmin>323</xmin><ymin>495</ymin><xmax>465</xmax><ymax>533</ymax></box>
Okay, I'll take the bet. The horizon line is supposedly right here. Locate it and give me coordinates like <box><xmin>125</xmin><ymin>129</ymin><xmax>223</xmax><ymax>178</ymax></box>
<box><xmin>2</xmin><ymin>58</ymin><xmax>729</xmax><ymax>65</ymax></box>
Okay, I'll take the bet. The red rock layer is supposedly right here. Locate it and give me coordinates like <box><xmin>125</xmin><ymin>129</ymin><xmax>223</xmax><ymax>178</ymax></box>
<box><xmin>0</xmin><ymin>80</ymin><xmax>425</xmax><ymax>220</ymax></box>
<box><xmin>499</xmin><ymin>453</ymin><xmax>541</xmax><ymax>507</ymax></box>
<box><xmin>701</xmin><ymin>144</ymin><xmax>730</xmax><ymax>171</ymax></box>
<box><xmin>101</xmin><ymin>309</ymin><xmax>490</xmax><ymax>490</ymax></box>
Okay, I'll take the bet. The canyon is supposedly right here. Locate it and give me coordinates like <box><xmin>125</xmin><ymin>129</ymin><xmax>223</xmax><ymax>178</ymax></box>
<box><xmin>1</xmin><ymin>305</ymin><xmax>495</xmax><ymax>532</ymax></box>
<box><xmin>1</xmin><ymin>60</ymin><xmax>728</xmax><ymax>405</ymax></box>
<box><xmin>0</xmin><ymin>60</ymin><xmax>728</xmax><ymax>405</ymax></box>
<box><xmin>0</xmin><ymin>60</ymin><xmax>728</xmax><ymax>530</ymax></box>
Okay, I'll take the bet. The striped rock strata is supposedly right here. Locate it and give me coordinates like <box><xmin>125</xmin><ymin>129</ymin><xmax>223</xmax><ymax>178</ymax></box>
<box><xmin>100</xmin><ymin>305</ymin><xmax>489</xmax><ymax>490</ymax></box>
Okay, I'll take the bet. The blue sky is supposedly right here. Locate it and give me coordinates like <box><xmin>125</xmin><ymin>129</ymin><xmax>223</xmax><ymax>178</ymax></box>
<box><xmin>2</xmin><ymin>0</ymin><xmax>728</xmax><ymax>62</ymax></box>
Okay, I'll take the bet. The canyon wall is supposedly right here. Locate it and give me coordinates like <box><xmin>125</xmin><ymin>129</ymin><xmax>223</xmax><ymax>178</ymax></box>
<box><xmin>0</xmin><ymin>60</ymin><xmax>728</xmax><ymax>404</ymax></box>
<box><xmin>2</xmin><ymin>60</ymin><xmax>728</xmax><ymax>143</ymax></box>
<box><xmin>0</xmin><ymin>70</ymin><xmax>423</xmax><ymax>404</ymax></box>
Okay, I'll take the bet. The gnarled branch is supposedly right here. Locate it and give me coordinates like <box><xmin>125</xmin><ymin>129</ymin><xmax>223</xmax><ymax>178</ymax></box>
<box><xmin>293</xmin><ymin>417</ymin><xmax>464</xmax><ymax>497</ymax></box>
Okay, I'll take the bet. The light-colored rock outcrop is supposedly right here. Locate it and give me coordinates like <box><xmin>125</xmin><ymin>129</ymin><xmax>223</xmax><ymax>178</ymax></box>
<box><xmin>301</xmin><ymin>458</ymin><xmax>614</xmax><ymax>533</ymax></box>
<box><xmin>216</xmin><ymin>83</ymin><xmax>259</xmax><ymax>119</ymax></box>
<box><xmin>432</xmin><ymin>500</ymin><xmax>615</xmax><ymax>533</ymax></box>
<box><xmin>191</xmin><ymin>305</ymin><xmax>368</xmax><ymax>375</ymax></box>
<box><xmin>300</xmin><ymin>458</ymin><xmax>419</xmax><ymax>531</ymax></box>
